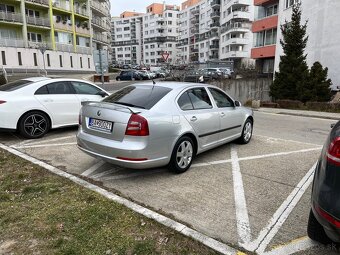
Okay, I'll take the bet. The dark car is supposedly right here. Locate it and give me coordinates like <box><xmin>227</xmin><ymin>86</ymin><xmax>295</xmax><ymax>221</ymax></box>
<box><xmin>183</xmin><ymin>69</ymin><xmax>217</xmax><ymax>83</ymax></box>
<box><xmin>116</xmin><ymin>71</ymin><xmax>142</xmax><ymax>81</ymax></box>
<box><xmin>308</xmin><ymin>121</ymin><xmax>340</xmax><ymax>244</ymax></box>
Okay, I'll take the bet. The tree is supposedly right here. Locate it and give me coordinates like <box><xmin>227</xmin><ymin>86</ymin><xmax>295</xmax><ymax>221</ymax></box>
<box><xmin>270</xmin><ymin>3</ymin><xmax>309</xmax><ymax>100</ymax></box>
<box><xmin>305</xmin><ymin>62</ymin><xmax>332</xmax><ymax>102</ymax></box>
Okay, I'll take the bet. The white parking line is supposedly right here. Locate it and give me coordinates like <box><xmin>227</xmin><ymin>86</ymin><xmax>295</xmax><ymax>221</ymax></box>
<box><xmin>81</xmin><ymin>161</ymin><xmax>105</xmax><ymax>177</ymax></box>
<box><xmin>263</xmin><ymin>236</ymin><xmax>319</xmax><ymax>255</ymax></box>
<box><xmin>254</xmin><ymin>135</ymin><xmax>323</xmax><ymax>147</ymax></box>
<box><xmin>101</xmin><ymin>169</ymin><xmax>166</xmax><ymax>181</ymax></box>
<box><xmin>0</xmin><ymin>143</ymin><xmax>241</xmax><ymax>255</ymax></box>
<box><xmin>251</xmin><ymin>163</ymin><xmax>317</xmax><ymax>253</ymax></box>
<box><xmin>12</xmin><ymin>142</ymin><xmax>76</xmax><ymax>149</ymax></box>
<box><xmin>91</xmin><ymin>168</ymin><xmax>122</xmax><ymax>179</ymax></box>
<box><xmin>231</xmin><ymin>146</ymin><xmax>251</xmax><ymax>246</ymax></box>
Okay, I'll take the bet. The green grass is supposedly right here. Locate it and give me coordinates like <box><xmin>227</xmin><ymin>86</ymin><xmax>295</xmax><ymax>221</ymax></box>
<box><xmin>0</xmin><ymin>149</ymin><xmax>218</xmax><ymax>255</ymax></box>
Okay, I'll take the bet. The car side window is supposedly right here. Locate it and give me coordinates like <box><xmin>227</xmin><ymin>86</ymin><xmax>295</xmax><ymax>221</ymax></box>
<box><xmin>187</xmin><ymin>88</ymin><xmax>212</xmax><ymax>110</ymax></box>
<box><xmin>46</xmin><ymin>82</ymin><xmax>73</xmax><ymax>94</ymax></box>
<box><xmin>71</xmin><ymin>81</ymin><xmax>101</xmax><ymax>95</ymax></box>
<box><xmin>35</xmin><ymin>85</ymin><xmax>49</xmax><ymax>95</ymax></box>
<box><xmin>209</xmin><ymin>88</ymin><xmax>234</xmax><ymax>108</ymax></box>
<box><xmin>178</xmin><ymin>92</ymin><xmax>194</xmax><ymax>110</ymax></box>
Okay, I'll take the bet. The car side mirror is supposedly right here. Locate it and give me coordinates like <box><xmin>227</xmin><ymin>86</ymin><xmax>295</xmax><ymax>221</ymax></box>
<box><xmin>234</xmin><ymin>101</ymin><xmax>241</xmax><ymax>107</ymax></box>
<box><xmin>97</xmin><ymin>91</ymin><xmax>108</xmax><ymax>97</ymax></box>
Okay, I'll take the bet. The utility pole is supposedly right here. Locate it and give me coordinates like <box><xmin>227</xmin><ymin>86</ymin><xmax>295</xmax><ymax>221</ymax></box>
<box><xmin>99</xmin><ymin>48</ymin><xmax>104</xmax><ymax>85</ymax></box>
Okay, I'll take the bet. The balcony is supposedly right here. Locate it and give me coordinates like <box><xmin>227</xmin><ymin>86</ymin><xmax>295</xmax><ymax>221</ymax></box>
<box><xmin>211</xmin><ymin>0</ymin><xmax>220</xmax><ymax>8</ymax></box>
<box><xmin>221</xmin><ymin>22</ymin><xmax>251</xmax><ymax>33</ymax></box>
<box><xmin>26</xmin><ymin>16</ymin><xmax>51</xmax><ymax>27</ymax></box>
<box><xmin>75</xmin><ymin>26</ymin><xmax>90</xmax><ymax>35</ymax></box>
<box><xmin>252</xmin><ymin>15</ymin><xmax>278</xmax><ymax>33</ymax></box>
<box><xmin>0</xmin><ymin>38</ymin><xmax>25</xmax><ymax>48</ymax></box>
<box><xmin>210</xmin><ymin>32</ymin><xmax>219</xmax><ymax>38</ymax></box>
<box><xmin>26</xmin><ymin>0</ymin><xmax>49</xmax><ymax>7</ymax></box>
<box><xmin>225</xmin><ymin>51</ymin><xmax>249</xmax><ymax>58</ymax></box>
<box><xmin>93</xmin><ymin>33</ymin><xmax>109</xmax><ymax>44</ymax></box>
<box><xmin>52</xmin><ymin>1</ymin><xmax>71</xmax><ymax>12</ymax></box>
<box><xmin>56</xmin><ymin>42</ymin><xmax>74</xmax><ymax>52</ymax></box>
<box><xmin>190</xmin><ymin>48</ymin><xmax>199</xmax><ymax>53</ymax></box>
<box><xmin>74</xmin><ymin>7</ymin><xmax>88</xmax><ymax>17</ymax></box>
<box><xmin>0</xmin><ymin>12</ymin><xmax>23</xmax><ymax>23</ymax></box>
<box><xmin>28</xmin><ymin>41</ymin><xmax>53</xmax><ymax>49</ymax></box>
<box><xmin>77</xmin><ymin>45</ymin><xmax>91</xmax><ymax>55</ymax></box>
<box><xmin>226</xmin><ymin>37</ymin><xmax>248</xmax><ymax>45</ymax></box>
<box><xmin>209</xmin><ymin>44</ymin><xmax>219</xmax><ymax>50</ymax></box>
<box><xmin>254</xmin><ymin>0</ymin><xmax>278</xmax><ymax>6</ymax></box>
<box><xmin>54</xmin><ymin>21</ymin><xmax>73</xmax><ymax>31</ymax></box>
<box><xmin>92</xmin><ymin>17</ymin><xmax>110</xmax><ymax>31</ymax></box>
<box><xmin>228</xmin><ymin>10</ymin><xmax>251</xmax><ymax>20</ymax></box>
<box><xmin>251</xmin><ymin>45</ymin><xmax>276</xmax><ymax>59</ymax></box>
<box><xmin>210</xmin><ymin>22</ymin><xmax>220</xmax><ymax>29</ymax></box>
<box><xmin>210</xmin><ymin>12</ymin><xmax>220</xmax><ymax>19</ymax></box>
<box><xmin>90</xmin><ymin>1</ymin><xmax>109</xmax><ymax>17</ymax></box>
<box><xmin>191</xmin><ymin>9</ymin><xmax>199</xmax><ymax>16</ymax></box>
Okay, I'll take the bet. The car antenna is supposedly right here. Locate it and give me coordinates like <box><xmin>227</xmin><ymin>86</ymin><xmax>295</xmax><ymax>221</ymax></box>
<box><xmin>151</xmin><ymin>77</ymin><xmax>156</xmax><ymax>85</ymax></box>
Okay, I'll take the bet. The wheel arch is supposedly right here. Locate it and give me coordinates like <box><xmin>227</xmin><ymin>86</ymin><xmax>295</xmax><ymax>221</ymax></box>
<box><xmin>174</xmin><ymin>132</ymin><xmax>198</xmax><ymax>157</ymax></box>
<box><xmin>17</xmin><ymin>109</ymin><xmax>52</xmax><ymax>130</ymax></box>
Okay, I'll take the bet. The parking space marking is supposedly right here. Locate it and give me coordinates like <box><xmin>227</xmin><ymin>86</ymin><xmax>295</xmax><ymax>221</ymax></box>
<box><xmin>12</xmin><ymin>142</ymin><xmax>76</xmax><ymax>149</ymax></box>
<box><xmin>91</xmin><ymin>168</ymin><xmax>122</xmax><ymax>179</ymax></box>
<box><xmin>0</xmin><ymin>142</ymin><xmax>241</xmax><ymax>255</ymax></box>
<box><xmin>254</xmin><ymin>135</ymin><xmax>323</xmax><ymax>147</ymax></box>
<box><xmin>100</xmin><ymin>169</ymin><xmax>167</xmax><ymax>181</ymax></box>
<box><xmin>17</xmin><ymin>135</ymin><xmax>76</xmax><ymax>147</ymax></box>
<box><xmin>263</xmin><ymin>236</ymin><xmax>318</xmax><ymax>255</ymax></box>
<box><xmin>81</xmin><ymin>161</ymin><xmax>105</xmax><ymax>177</ymax></box>
<box><xmin>252</xmin><ymin>163</ymin><xmax>317</xmax><ymax>253</ymax></box>
<box><xmin>231</xmin><ymin>145</ymin><xmax>251</xmax><ymax>246</ymax></box>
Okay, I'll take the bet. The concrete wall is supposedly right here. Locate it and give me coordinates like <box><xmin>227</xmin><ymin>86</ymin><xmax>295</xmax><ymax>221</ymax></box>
<box><xmin>211</xmin><ymin>78</ymin><xmax>272</xmax><ymax>103</ymax></box>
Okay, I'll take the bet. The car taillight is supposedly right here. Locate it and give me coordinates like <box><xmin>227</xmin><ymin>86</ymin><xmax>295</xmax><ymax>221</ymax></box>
<box><xmin>0</xmin><ymin>100</ymin><xmax>6</xmax><ymax>104</ymax></box>
<box><xmin>315</xmin><ymin>204</ymin><xmax>340</xmax><ymax>228</ymax></box>
<box><xmin>125</xmin><ymin>114</ymin><xmax>149</xmax><ymax>136</ymax></box>
<box><xmin>327</xmin><ymin>137</ymin><xmax>340</xmax><ymax>166</ymax></box>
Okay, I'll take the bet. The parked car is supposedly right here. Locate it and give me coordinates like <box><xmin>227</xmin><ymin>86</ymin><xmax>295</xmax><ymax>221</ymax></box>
<box><xmin>0</xmin><ymin>77</ymin><xmax>109</xmax><ymax>139</ymax></box>
<box><xmin>183</xmin><ymin>69</ymin><xmax>216</xmax><ymax>83</ymax></box>
<box><xmin>308</xmin><ymin>121</ymin><xmax>340</xmax><ymax>244</ymax></box>
<box><xmin>77</xmin><ymin>82</ymin><xmax>253</xmax><ymax>173</ymax></box>
<box><xmin>122</xmin><ymin>64</ymin><xmax>131</xmax><ymax>69</ymax></box>
<box><xmin>116</xmin><ymin>71</ymin><xmax>142</xmax><ymax>81</ymax></box>
<box><xmin>137</xmin><ymin>70</ymin><xmax>155</xmax><ymax>80</ymax></box>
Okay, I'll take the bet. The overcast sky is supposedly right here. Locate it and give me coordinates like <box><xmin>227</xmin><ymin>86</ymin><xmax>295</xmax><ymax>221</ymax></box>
<box><xmin>110</xmin><ymin>0</ymin><xmax>184</xmax><ymax>16</ymax></box>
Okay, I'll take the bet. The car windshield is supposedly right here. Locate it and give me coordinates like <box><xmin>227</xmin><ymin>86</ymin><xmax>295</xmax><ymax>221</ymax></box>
<box><xmin>0</xmin><ymin>79</ymin><xmax>33</xmax><ymax>92</ymax></box>
<box><xmin>103</xmin><ymin>85</ymin><xmax>172</xmax><ymax>110</ymax></box>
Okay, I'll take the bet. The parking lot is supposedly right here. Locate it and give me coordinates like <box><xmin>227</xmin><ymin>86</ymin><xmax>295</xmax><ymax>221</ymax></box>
<box><xmin>0</xmin><ymin>107</ymin><xmax>338</xmax><ymax>254</ymax></box>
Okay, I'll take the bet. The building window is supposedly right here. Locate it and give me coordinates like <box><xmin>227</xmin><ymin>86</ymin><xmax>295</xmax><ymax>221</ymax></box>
<box><xmin>59</xmin><ymin>55</ymin><xmax>63</xmax><ymax>67</ymax></box>
<box><xmin>18</xmin><ymin>52</ymin><xmax>22</xmax><ymax>66</ymax></box>
<box><xmin>1</xmin><ymin>51</ymin><xmax>6</xmax><ymax>65</ymax></box>
<box><xmin>80</xmin><ymin>57</ymin><xmax>82</xmax><ymax>68</ymax></box>
<box><xmin>27</xmin><ymin>32</ymin><xmax>42</xmax><ymax>42</ymax></box>
<box><xmin>33</xmin><ymin>53</ymin><xmax>37</xmax><ymax>66</ymax></box>
<box><xmin>254</xmin><ymin>28</ymin><xmax>277</xmax><ymax>47</ymax></box>
<box><xmin>70</xmin><ymin>56</ymin><xmax>73</xmax><ymax>68</ymax></box>
<box><xmin>285</xmin><ymin>0</ymin><xmax>299</xmax><ymax>9</ymax></box>
<box><xmin>47</xmin><ymin>54</ymin><xmax>50</xmax><ymax>66</ymax></box>
<box><xmin>88</xmin><ymin>58</ymin><xmax>90</xmax><ymax>68</ymax></box>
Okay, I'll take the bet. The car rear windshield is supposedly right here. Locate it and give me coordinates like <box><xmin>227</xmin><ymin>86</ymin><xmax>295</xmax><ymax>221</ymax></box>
<box><xmin>0</xmin><ymin>80</ymin><xmax>33</xmax><ymax>92</ymax></box>
<box><xmin>103</xmin><ymin>85</ymin><xmax>172</xmax><ymax>110</ymax></box>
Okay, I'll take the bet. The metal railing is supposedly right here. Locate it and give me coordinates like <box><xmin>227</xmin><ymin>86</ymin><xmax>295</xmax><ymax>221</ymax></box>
<box><xmin>74</xmin><ymin>7</ymin><xmax>88</xmax><ymax>16</ymax></box>
<box><xmin>77</xmin><ymin>45</ymin><xmax>91</xmax><ymax>54</ymax></box>
<box><xmin>93</xmin><ymin>33</ymin><xmax>109</xmax><ymax>44</ymax></box>
<box><xmin>90</xmin><ymin>1</ymin><xmax>109</xmax><ymax>16</ymax></box>
<box><xmin>221</xmin><ymin>22</ymin><xmax>251</xmax><ymax>33</ymax></box>
<box><xmin>0</xmin><ymin>11</ymin><xmax>23</xmax><ymax>23</ymax></box>
<box><xmin>91</xmin><ymin>17</ymin><xmax>110</xmax><ymax>31</ymax></box>
<box><xmin>55</xmin><ymin>42</ymin><xmax>74</xmax><ymax>52</ymax></box>
<box><xmin>26</xmin><ymin>16</ymin><xmax>50</xmax><ymax>27</ymax></box>
<box><xmin>26</xmin><ymin>0</ymin><xmax>49</xmax><ymax>6</ymax></box>
<box><xmin>28</xmin><ymin>41</ymin><xmax>53</xmax><ymax>49</ymax></box>
<box><xmin>54</xmin><ymin>21</ymin><xmax>73</xmax><ymax>31</ymax></box>
<box><xmin>0</xmin><ymin>38</ymin><xmax>25</xmax><ymax>47</ymax></box>
<box><xmin>53</xmin><ymin>1</ymin><xmax>71</xmax><ymax>11</ymax></box>
<box><xmin>75</xmin><ymin>26</ymin><xmax>90</xmax><ymax>35</ymax></box>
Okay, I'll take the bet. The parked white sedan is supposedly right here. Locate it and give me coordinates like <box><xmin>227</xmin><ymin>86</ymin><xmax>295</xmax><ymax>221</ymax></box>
<box><xmin>0</xmin><ymin>77</ymin><xmax>109</xmax><ymax>138</ymax></box>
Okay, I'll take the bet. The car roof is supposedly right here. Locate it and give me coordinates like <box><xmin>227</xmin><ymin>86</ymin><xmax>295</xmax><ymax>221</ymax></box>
<box><xmin>22</xmin><ymin>77</ymin><xmax>51</xmax><ymax>82</ymax></box>
<box><xmin>132</xmin><ymin>81</ymin><xmax>215</xmax><ymax>90</ymax></box>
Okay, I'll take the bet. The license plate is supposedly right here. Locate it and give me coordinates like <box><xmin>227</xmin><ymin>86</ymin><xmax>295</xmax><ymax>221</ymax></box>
<box><xmin>89</xmin><ymin>118</ymin><xmax>113</xmax><ymax>132</ymax></box>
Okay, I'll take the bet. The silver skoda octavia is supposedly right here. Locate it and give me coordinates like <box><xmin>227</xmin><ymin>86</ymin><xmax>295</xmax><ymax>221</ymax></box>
<box><xmin>77</xmin><ymin>82</ymin><xmax>253</xmax><ymax>173</ymax></box>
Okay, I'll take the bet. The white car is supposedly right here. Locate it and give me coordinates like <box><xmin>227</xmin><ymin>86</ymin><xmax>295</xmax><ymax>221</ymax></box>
<box><xmin>0</xmin><ymin>77</ymin><xmax>109</xmax><ymax>139</ymax></box>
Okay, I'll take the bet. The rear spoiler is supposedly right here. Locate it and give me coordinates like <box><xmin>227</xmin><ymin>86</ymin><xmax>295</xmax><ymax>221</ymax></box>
<box><xmin>81</xmin><ymin>101</ymin><xmax>141</xmax><ymax>114</ymax></box>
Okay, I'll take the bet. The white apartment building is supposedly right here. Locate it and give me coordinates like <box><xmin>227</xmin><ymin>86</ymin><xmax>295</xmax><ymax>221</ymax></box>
<box><xmin>111</xmin><ymin>13</ymin><xmax>143</xmax><ymax>65</ymax></box>
<box><xmin>274</xmin><ymin>0</ymin><xmax>340</xmax><ymax>87</ymax></box>
<box><xmin>111</xmin><ymin>3</ymin><xmax>180</xmax><ymax>66</ymax></box>
<box><xmin>177</xmin><ymin>0</ymin><xmax>253</xmax><ymax>66</ymax></box>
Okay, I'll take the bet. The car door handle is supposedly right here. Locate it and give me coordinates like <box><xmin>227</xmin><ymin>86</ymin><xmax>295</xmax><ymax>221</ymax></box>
<box><xmin>220</xmin><ymin>112</ymin><xmax>225</xmax><ymax>117</ymax></box>
<box><xmin>190</xmin><ymin>116</ymin><xmax>197</xmax><ymax>122</ymax></box>
<box><xmin>43</xmin><ymin>99</ymin><xmax>53</xmax><ymax>102</ymax></box>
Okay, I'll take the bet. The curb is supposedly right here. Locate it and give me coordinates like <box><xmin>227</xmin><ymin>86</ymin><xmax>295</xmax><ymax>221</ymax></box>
<box><xmin>253</xmin><ymin>109</ymin><xmax>339</xmax><ymax>121</ymax></box>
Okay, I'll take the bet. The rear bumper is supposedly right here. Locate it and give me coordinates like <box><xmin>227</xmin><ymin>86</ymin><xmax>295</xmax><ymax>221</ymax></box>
<box><xmin>76</xmin><ymin>130</ymin><xmax>170</xmax><ymax>169</ymax></box>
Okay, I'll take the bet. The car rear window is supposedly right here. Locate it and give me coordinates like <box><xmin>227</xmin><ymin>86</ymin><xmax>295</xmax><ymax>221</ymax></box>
<box><xmin>103</xmin><ymin>85</ymin><xmax>172</xmax><ymax>110</ymax></box>
<box><xmin>0</xmin><ymin>80</ymin><xmax>33</xmax><ymax>91</ymax></box>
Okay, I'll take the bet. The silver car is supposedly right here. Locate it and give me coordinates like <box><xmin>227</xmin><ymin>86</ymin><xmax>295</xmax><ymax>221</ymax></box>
<box><xmin>77</xmin><ymin>82</ymin><xmax>253</xmax><ymax>173</ymax></box>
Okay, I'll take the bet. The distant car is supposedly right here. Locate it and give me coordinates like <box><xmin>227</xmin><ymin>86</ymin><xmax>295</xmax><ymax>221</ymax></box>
<box><xmin>122</xmin><ymin>64</ymin><xmax>131</xmax><ymax>69</ymax></box>
<box><xmin>308</xmin><ymin>121</ymin><xmax>340</xmax><ymax>244</ymax></box>
<box><xmin>137</xmin><ymin>70</ymin><xmax>155</xmax><ymax>80</ymax></box>
<box><xmin>0</xmin><ymin>77</ymin><xmax>109</xmax><ymax>139</ymax></box>
<box><xmin>183</xmin><ymin>69</ymin><xmax>217</xmax><ymax>83</ymax></box>
<box><xmin>77</xmin><ymin>82</ymin><xmax>253</xmax><ymax>173</ymax></box>
<box><xmin>116</xmin><ymin>71</ymin><xmax>142</xmax><ymax>81</ymax></box>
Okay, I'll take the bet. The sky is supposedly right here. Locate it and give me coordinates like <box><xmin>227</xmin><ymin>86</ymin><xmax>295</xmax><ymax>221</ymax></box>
<box><xmin>110</xmin><ymin>0</ymin><xmax>184</xmax><ymax>17</ymax></box>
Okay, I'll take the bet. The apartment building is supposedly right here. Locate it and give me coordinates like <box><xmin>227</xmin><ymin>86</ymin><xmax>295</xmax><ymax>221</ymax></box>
<box><xmin>143</xmin><ymin>3</ymin><xmax>180</xmax><ymax>65</ymax></box>
<box><xmin>177</xmin><ymin>0</ymin><xmax>254</xmax><ymax>66</ymax></box>
<box><xmin>0</xmin><ymin>0</ymin><xmax>110</xmax><ymax>72</ymax></box>
<box><xmin>111</xmin><ymin>12</ymin><xmax>143</xmax><ymax>65</ymax></box>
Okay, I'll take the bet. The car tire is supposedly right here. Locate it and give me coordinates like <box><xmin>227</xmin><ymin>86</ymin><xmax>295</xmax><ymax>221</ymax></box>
<box><xmin>237</xmin><ymin>118</ymin><xmax>253</xmax><ymax>144</ymax></box>
<box><xmin>168</xmin><ymin>136</ymin><xmax>195</xmax><ymax>174</ymax></box>
<box><xmin>116</xmin><ymin>77</ymin><xmax>120</xmax><ymax>81</ymax></box>
<box><xmin>307</xmin><ymin>209</ymin><xmax>333</xmax><ymax>244</ymax></box>
<box><xmin>18</xmin><ymin>111</ymin><xmax>50</xmax><ymax>139</ymax></box>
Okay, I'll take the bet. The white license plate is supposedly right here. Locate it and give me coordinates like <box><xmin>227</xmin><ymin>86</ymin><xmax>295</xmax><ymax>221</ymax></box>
<box><xmin>89</xmin><ymin>118</ymin><xmax>113</xmax><ymax>132</ymax></box>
